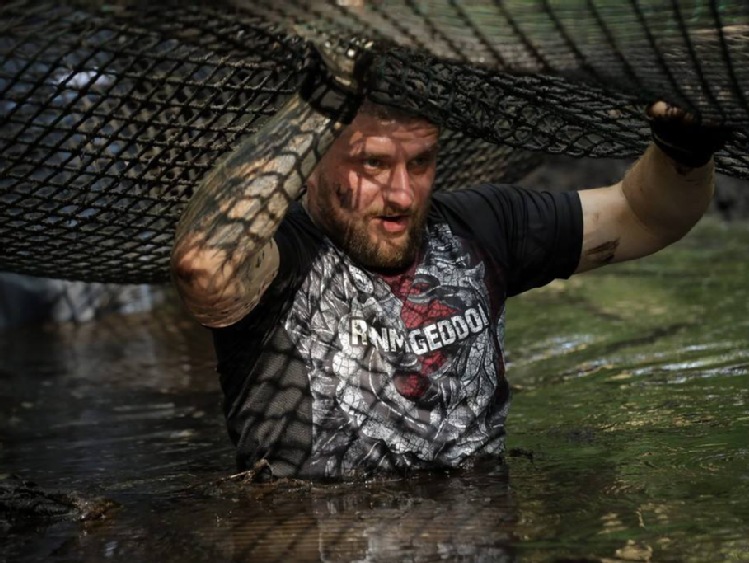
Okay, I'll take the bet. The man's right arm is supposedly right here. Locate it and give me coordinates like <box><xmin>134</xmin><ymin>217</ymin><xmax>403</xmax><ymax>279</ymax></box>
<box><xmin>171</xmin><ymin>37</ymin><xmax>371</xmax><ymax>328</ymax></box>
<box><xmin>171</xmin><ymin>93</ymin><xmax>345</xmax><ymax>327</ymax></box>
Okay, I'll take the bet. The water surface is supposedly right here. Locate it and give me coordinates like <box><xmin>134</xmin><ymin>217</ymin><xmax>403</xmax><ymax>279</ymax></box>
<box><xmin>1</xmin><ymin>218</ymin><xmax>748</xmax><ymax>561</ymax></box>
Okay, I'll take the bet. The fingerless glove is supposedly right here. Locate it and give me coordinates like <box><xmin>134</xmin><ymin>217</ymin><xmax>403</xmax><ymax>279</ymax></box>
<box><xmin>299</xmin><ymin>38</ymin><xmax>373</xmax><ymax>124</ymax></box>
<box><xmin>649</xmin><ymin>114</ymin><xmax>731</xmax><ymax>168</ymax></box>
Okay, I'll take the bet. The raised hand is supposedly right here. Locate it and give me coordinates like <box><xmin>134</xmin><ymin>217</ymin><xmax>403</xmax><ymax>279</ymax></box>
<box><xmin>171</xmin><ymin>29</ymin><xmax>374</xmax><ymax>326</ymax></box>
<box><xmin>647</xmin><ymin>101</ymin><xmax>731</xmax><ymax>170</ymax></box>
<box><xmin>295</xmin><ymin>25</ymin><xmax>374</xmax><ymax>121</ymax></box>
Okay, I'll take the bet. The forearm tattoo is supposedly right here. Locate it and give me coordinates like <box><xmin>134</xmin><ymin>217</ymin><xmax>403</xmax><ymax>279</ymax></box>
<box><xmin>173</xmin><ymin>90</ymin><xmax>355</xmax><ymax>319</ymax></box>
<box><xmin>586</xmin><ymin>239</ymin><xmax>619</xmax><ymax>265</ymax></box>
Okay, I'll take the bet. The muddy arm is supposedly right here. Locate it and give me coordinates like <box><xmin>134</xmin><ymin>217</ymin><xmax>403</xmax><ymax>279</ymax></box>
<box><xmin>171</xmin><ymin>37</ymin><xmax>371</xmax><ymax>328</ymax></box>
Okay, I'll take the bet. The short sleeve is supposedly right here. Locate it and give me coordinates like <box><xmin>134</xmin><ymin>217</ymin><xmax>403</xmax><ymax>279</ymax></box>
<box><xmin>211</xmin><ymin>203</ymin><xmax>323</xmax><ymax>402</ymax></box>
<box><xmin>433</xmin><ymin>184</ymin><xmax>583</xmax><ymax>297</ymax></box>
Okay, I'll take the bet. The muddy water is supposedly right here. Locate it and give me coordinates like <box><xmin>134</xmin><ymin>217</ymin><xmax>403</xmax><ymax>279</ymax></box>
<box><xmin>2</xmin><ymin>218</ymin><xmax>749</xmax><ymax>562</ymax></box>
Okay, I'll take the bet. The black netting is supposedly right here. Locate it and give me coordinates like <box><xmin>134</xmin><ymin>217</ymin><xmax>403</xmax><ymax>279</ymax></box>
<box><xmin>2</xmin><ymin>0</ymin><xmax>748</xmax><ymax>282</ymax></box>
<box><xmin>1</xmin><ymin>3</ymin><xmax>306</xmax><ymax>282</ymax></box>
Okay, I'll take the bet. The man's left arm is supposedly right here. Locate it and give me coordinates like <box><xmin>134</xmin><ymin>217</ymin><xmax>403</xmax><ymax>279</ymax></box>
<box><xmin>575</xmin><ymin>101</ymin><xmax>729</xmax><ymax>273</ymax></box>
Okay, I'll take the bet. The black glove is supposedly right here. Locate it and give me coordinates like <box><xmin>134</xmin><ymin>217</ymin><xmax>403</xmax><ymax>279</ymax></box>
<box><xmin>297</xmin><ymin>28</ymin><xmax>374</xmax><ymax>123</ymax></box>
<box><xmin>647</xmin><ymin>103</ymin><xmax>731</xmax><ymax>168</ymax></box>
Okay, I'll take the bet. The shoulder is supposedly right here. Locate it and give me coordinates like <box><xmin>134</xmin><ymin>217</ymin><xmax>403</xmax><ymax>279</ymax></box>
<box><xmin>433</xmin><ymin>184</ymin><xmax>582</xmax><ymax>228</ymax></box>
<box><xmin>431</xmin><ymin>184</ymin><xmax>543</xmax><ymax>232</ymax></box>
<box><xmin>434</xmin><ymin>183</ymin><xmax>579</xmax><ymax>208</ymax></box>
<box><xmin>278</xmin><ymin>202</ymin><xmax>321</xmax><ymax>241</ymax></box>
<box><xmin>432</xmin><ymin>184</ymin><xmax>528</xmax><ymax>219</ymax></box>
<box><xmin>274</xmin><ymin>202</ymin><xmax>327</xmax><ymax>267</ymax></box>
<box><xmin>430</xmin><ymin>185</ymin><xmax>583</xmax><ymax>292</ymax></box>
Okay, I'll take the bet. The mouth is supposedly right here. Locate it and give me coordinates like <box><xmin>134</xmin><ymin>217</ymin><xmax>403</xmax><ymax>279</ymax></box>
<box><xmin>375</xmin><ymin>215</ymin><xmax>410</xmax><ymax>234</ymax></box>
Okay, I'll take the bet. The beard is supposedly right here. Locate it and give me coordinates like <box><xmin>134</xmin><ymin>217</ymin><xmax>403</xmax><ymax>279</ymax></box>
<box><xmin>316</xmin><ymin>181</ymin><xmax>430</xmax><ymax>272</ymax></box>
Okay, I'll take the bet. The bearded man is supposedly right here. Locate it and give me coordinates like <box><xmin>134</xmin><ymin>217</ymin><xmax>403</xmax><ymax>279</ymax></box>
<box><xmin>171</xmin><ymin>39</ymin><xmax>727</xmax><ymax>480</ymax></box>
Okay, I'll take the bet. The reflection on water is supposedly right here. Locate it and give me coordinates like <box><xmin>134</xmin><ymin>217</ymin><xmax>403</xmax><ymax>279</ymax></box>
<box><xmin>2</xmin><ymin>218</ymin><xmax>749</xmax><ymax>562</ymax></box>
<box><xmin>42</xmin><ymin>466</ymin><xmax>517</xmax><ymax>562</ymax></box>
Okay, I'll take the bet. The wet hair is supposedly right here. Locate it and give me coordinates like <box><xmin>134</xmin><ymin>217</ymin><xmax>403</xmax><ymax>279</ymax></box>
<box><xmin>358</xmin><ymin>99</ymin><xmax>437</xmax><ymax>128</ymax></box>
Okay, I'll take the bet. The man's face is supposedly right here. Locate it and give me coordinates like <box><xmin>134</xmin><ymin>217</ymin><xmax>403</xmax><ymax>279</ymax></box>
<box><xmin>307</xmin><ymin>110</ymin><xmax>440</xmax><ymax>271</ymax></box>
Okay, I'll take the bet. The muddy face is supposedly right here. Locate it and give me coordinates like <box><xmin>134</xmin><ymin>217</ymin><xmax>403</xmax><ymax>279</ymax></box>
<box><xmin>306</xmin><ymin>110</ymin><xmax>439</xmax><ymax>271</ymax></box>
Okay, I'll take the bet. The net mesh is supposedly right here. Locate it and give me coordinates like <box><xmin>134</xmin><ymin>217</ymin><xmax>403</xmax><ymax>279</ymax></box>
<box><xmin>2</xmin><ymin>0</ymin><xmax>748</xmax><ymax>283</ymax></box>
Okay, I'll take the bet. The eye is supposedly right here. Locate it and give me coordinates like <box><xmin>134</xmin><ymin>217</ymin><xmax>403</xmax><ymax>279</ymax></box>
<box><xmin>362</xmin><ymin>157</ymin><xmax>386</xmax><ymax>170</ymax></box>
<box><xmin>409</xmin><ymin>153</ymin><xmax>436</xmax><ymax>172</ymax></box>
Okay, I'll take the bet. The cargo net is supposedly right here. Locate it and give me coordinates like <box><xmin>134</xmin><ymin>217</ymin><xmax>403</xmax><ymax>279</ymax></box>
<box><xmin>2</xmin><ymin>0</ymin><xmax>749</xmax><ymax>283</ymax></box>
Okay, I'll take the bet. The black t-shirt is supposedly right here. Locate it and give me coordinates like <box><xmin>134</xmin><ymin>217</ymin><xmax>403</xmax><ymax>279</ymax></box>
<box><xmin>212</xmin><ymin>184</ymin><xmax>583</xmax><ymax>479</ymax></box>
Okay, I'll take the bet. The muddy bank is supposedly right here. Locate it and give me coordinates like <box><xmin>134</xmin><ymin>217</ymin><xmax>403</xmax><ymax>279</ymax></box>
<box><xmin>0</xmin><ymin>476</ymin><xmax>114</xmax><ymax>531</ymax></box>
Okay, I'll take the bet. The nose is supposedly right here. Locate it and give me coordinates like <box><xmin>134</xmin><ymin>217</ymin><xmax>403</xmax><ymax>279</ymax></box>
<box><xmin>383</xmin><ymin>164</ymin><xmax>415</xmax><ymax>209</ymax></box>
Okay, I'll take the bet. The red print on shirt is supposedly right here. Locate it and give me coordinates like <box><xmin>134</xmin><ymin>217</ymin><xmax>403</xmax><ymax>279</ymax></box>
<box><xmin>382</xmin><ymin>272</ymin><xmax>459</xmax><ymax>400</ymax></box>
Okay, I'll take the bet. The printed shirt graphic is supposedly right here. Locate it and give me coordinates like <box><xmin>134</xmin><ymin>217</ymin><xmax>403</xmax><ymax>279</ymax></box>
<box><xmin>283</xmin><ymin>222</ymin><xmax>509</xmax><ymax>477</ymax></box>
<box><xmin>214</xmin><ymin>186</ymin><xmax>583</xmax><ymax>479</ymax></box>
